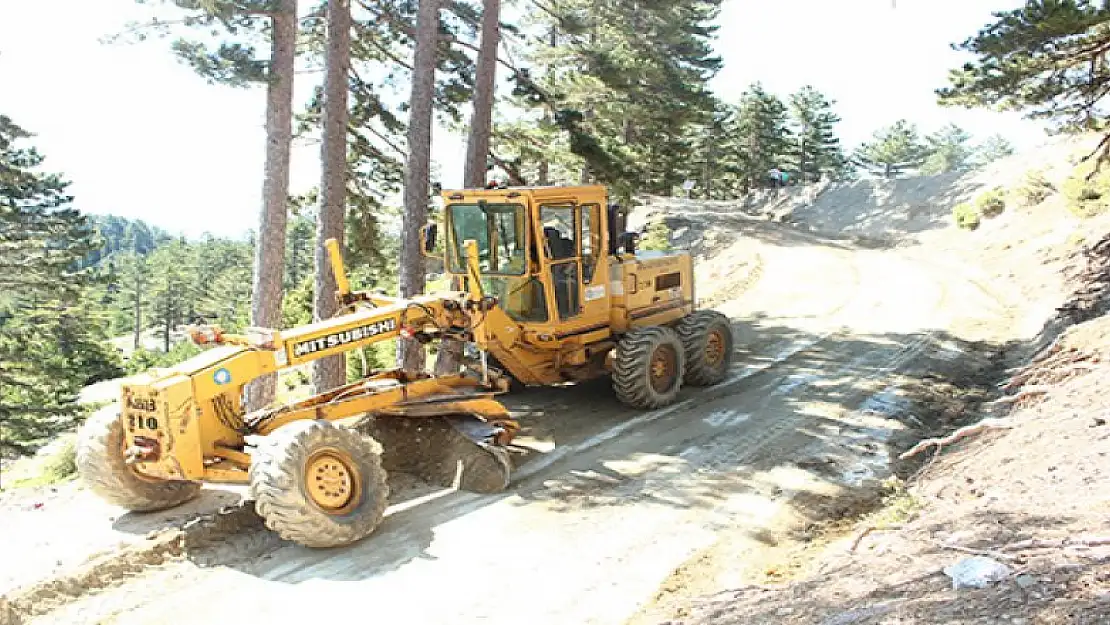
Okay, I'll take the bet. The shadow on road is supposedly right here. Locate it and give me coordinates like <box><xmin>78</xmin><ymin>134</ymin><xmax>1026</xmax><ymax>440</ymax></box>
<box><xmin>199</xmin><ymin>317</ymin><xmax>1011</xmax><ymax>584</ymax></box>
<box><xmin>112</xmin><ymin>487</ymin><xmax>243</xmax><ymax>535</ymax></box>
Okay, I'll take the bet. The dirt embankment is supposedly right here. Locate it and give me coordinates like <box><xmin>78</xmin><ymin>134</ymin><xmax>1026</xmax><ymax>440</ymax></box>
<box><xmin>635</xmin><ymin>217</ymin><xmax>1110</xmax><ymax>623</ymax></box>
<box><xmin>5</xmin><ymin>137</ymin><xmax>1110</xmax><ymax>625</ymax></box>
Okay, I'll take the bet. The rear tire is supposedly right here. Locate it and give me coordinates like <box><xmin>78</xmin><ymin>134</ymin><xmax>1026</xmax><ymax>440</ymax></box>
<box><xmin>249</xmin><ymin>420</ymin><xmax>389</xmax><ymax>548</ymax></box>
<box><xmin>612</xmin><ymin>327</ymin><xmax>686</xmax><ymax>409</ymax></box>
<box><xmin>677</xmin><ymin>310</ymin><xmax>734</xmax><ymax>386</ymax></box>
<box><xmin>76</xmin><ymin>404</ymin><xmax>201</xmax><ymax>512</ymax></box>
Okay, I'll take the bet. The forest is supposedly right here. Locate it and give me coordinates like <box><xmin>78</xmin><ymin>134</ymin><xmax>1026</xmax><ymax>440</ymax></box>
<box><xmin>0</xmin><ymin>0</ymin><xmax>1060</xmax><ymax>458</ymax></box>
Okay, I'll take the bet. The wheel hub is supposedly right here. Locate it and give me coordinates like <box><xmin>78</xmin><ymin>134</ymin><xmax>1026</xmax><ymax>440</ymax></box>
<box><xmin>650</xmin><ymin>345</ymin><xmax>677</xmax><ymax>392</ymax></box>
<box><xmin>306</xmin><ymin>449</ymin><xmax>360</xmax><ymax>514</ymax></box>
<box><xmin>705</xmin><ymin>330</ymin><xmax>726</xmax><ymax>366</ymax></box>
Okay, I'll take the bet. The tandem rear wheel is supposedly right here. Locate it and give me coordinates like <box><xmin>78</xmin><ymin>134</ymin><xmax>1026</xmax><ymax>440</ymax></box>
<box><xmin>611</xmin><ymin>312</ymin><xmax>735</xmax><ymax>410</ymax></box>
<box><xmin>612</xmin><ymin>326</ymin><xmax>687</xmax><ymax>409</ymax></box>
<box><xmin>676</xmin><ymin>310</ymin><xmax>735</xmax><ymax>386</ymax></box>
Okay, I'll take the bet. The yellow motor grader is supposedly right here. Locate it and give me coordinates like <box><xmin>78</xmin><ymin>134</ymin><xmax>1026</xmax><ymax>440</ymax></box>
<box><xmin>76</xmin><ymin>184</ymin><xmax>734</xmax><ymax>548</ymax></box>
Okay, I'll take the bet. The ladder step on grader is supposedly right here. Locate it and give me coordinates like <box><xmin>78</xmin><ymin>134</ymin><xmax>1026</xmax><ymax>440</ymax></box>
<box><xmin>76</xmin><ymin>184</ymin><xmax>735</xmax><ymax>548</ymax></box>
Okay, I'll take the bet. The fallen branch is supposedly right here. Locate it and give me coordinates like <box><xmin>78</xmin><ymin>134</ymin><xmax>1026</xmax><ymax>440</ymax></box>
<box><xmin>1002</xmin><ymin>359</ymin><xmax>1097</xmax><ymax>391</ymax></box>
<box><xmin>848</xmin><ymin>524</ymin><xmax>903</xmax><ymax>553</ymax></box>
<box><xmin>899</xmin><ymin>418</ymin><xmax>1014</xmax><ymax>460</ymax></box>
<box><xmin>991</xmin><ymin>386</ymin><xmax>1052</xmax><ymax>405</ymax></box>
<box><xmin>1003</xmin><ymin>357</ymin><xmax>1086</xmax><ymax>389</ymax></box>
<box><xmin>933</xmin><ymin>540</ymin><xmax>1018</xmax><ymax>562</ymax></box>
<box><xmin>1004</xmin><ymin>536</ymin><xmax>1110</xmax><ymax>552</ymax></box>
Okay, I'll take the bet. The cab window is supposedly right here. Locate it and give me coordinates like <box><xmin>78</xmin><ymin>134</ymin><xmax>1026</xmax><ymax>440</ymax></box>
<box><xmin>447</xmin><ymin>203</ymin><xmax>527</xmax><ymax>275</ymax></box>
<box><xmin>540</xmin><ymin>205</ymin><xmax>577</xmax><ymax>259</ymax></box>
<box><xmin>542</xmin><ymin>205</ymin><xmax>581</xmax><ymax>319</ymax></box>
<box><xmin>581</xmin><ymin>204</ymin><xmax>601</xmax><ymax>283</ymax></box>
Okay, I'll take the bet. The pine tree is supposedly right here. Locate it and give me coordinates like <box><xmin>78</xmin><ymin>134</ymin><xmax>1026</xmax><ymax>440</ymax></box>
<box><xmin>686</xmin><ymin>104</ymin><xmax>732</xmax><ymax>199</ymax></box>
<box><xmin>787</xmin><ymin>86</ymin><xmax>846</xmax><ymax>183</ymax></box>
<box><xmin>313</xmin><ymin>0</ymin><xmax>353</xmax><ymax>393</ymax></box>
<box><xmin>938</xmin><ymin>1</ymin><xmax>1110</xmax><ymax>157</ymax></box>
<box><xmin>921</xmin><ymin>123</ymin><xmax>974</xmax><ymax>175</ymax></box>
<box><xmin>285</xmin><ymin>208</ymin><xmax>315</xmax><ymax>291</ymax></box>
<box><xmin>728</xmin><ymin>83</ymin><xmax>791</xmax><ymax>190</ymax></box>
<box><xmin>115</xmin><ymin>253</ymin><xmax>152</xmax><ymax>349</ymax></box>
<box><xmin>0</xmin><ymin>115</ymin><xmax>121</xmax><ymax>456</ymax></box>
<box><xmin>853</xmin><ymin>120</ymin><xmax>928</xmax><ymax>178</ymax></box>
<box><xmin>121</xmin><ymin>0</ymin><xmax>298</xmax><ymax>408</ymax></box>
<box><xmin>398</xmin><ymin>0</ymin><xmax>440</xmax><ymax>372</ymax></box>
<box><xmin>463</xmin><ymin>0</ymin><xmax>500</xmax><ymax>188</ymax></box>
<box><xmin>249</xmin><ymin>0</ymin><xmax>297</xmax><ymax>408</ymax></box>
<box><xmin>148</xmin><ymin>240</ymin><xmax>198</xmax><ymax>352</ymax></box>
<box><xmin>495</xmin><ymin>0</ymin><xmax>723</xmax><ymax>196</ymax></box>
<box><xmin>974</xmin><ymin>134</ymin><xmax>1016</xmax><ymax>167</ymax></box>
<box><xmin>194</xmin><ymin>237</ymin><xmax>253</xmax><ymax>330</ymax></box>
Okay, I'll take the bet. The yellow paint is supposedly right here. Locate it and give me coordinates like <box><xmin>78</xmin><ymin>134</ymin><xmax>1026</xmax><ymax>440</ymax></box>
<box><xmin>326</xmin><ymin>238</ymin><xmax>352</xmax><ymax>299</ymax></box>
<box><xmin>110</xmin><ymin>184</ymin><xmax>706</xmax><ymax>490</ymax></box>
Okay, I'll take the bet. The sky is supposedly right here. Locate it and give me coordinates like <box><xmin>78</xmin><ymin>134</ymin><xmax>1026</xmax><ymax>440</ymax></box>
<box><xmin>0</xmin><ymin>0</ymin><xmax>1046</xmax><ymax>238</ymax></box>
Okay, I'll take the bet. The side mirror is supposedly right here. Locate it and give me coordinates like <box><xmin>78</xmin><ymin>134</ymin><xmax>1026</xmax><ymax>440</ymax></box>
<box><xmin>421</xmin><ymin>223</ymin><xmax>438</xmax><ymax>256</ymax></box>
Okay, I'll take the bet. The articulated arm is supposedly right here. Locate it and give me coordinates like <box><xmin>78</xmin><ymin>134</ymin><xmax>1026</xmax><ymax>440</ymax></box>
<box><xmin>276</xmin><ymin>294</ymin><xmax>462</xmax><ymax>368</ymax></box>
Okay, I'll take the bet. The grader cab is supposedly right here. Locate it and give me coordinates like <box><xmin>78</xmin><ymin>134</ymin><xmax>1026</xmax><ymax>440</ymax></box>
<box><xmin>76</xmin><ymin>184</ymin><xmax>734</xmax><ymax>549</ymax></box>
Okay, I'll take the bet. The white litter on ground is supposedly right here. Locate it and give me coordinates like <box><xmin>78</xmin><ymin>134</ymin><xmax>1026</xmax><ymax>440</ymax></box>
<box><xmin>943</xmin><ymin>556</ymin><xmax>1013</xmax><ymax>590</ymax></box>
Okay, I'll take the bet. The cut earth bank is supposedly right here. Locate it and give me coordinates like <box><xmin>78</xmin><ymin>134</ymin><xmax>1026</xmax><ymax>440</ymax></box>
<box><xmin>2</xmin><ymin>137</ymin><xmax>1108</xmax><ymax>625</ymax></box>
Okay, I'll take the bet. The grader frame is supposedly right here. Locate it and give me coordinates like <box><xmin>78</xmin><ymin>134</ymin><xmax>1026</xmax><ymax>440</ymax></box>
<box><xmin>76</xmin><ymin>184</ymin><xmax>735</xmax><ymax>548</ymax></box>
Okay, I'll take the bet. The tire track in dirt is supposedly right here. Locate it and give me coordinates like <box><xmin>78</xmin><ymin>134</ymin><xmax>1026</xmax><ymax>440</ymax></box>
<box><xmin>16</xmin><ymin>234</ymin><xmax>965</xmax><ymax>625</ymax></box>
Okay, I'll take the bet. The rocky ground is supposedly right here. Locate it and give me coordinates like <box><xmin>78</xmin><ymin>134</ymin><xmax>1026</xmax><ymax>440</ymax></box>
<box><xmin>2</xmin><ymin>136</ymin><xmax>1109</xmax><ymax>625</ymax></box>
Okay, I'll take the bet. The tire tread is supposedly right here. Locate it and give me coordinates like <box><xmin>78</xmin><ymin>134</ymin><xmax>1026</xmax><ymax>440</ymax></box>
<box><xmin>76</xmin><ymin>405</ymin><xmax>201</xmax><ymax>512</ymax></box>
<box><xmin>249</xmin><ymin>420</ymin><xmax>389</xmax><ymax>548</ymax></box>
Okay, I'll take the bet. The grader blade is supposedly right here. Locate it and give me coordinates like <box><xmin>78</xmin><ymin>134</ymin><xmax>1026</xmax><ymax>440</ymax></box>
<box><xmin>360</xmin><ymin>415</ymin><xmax>513</xmax><ymax>494</ymax></box>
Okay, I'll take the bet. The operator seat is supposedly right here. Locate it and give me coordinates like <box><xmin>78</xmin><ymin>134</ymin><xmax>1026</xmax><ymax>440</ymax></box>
<box><xmin>543</xmin><ymin>226</ymin><xmax>577</xmax><ymax>318</ymax></box>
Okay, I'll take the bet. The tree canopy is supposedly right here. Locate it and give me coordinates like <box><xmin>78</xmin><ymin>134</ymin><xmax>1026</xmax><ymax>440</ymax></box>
<box><xmin>0</xmin><ymin>116</ymin><xmax>121</xmax><ymax>456</ymax></box>
<box><xmin>939</xmin><ymin>0</ymin><xmax>1110</xmax><ymax>155</ymax></box>
<box><xmin>853</xmin><ymin>120</ymin><xmax>929</xmax><ymax>178</ymax></box>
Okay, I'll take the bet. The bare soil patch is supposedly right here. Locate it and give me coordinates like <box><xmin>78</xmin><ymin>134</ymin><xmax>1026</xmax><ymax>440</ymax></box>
<box><xmin>636</xmin><ymin>228</ymin><xmax>1110</xmax><ymax>625</ymax></box>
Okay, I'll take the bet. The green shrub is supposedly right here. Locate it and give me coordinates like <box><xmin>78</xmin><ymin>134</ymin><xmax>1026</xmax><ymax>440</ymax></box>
<box><xmin>639</xmin><ymin>221</ymin><xmax>673</xmax><ymax>251</ymax></box>
<box><xmin>1062</xmin><ymin>160</ymin><xmax>1110</xmax><ymax>217</ymax></box>
<box><xmin>953</xmin><ymin>203</ymin><xmax>981</xmax><ymax>230</ymax></box>
<box><xmin>125</xmin><ymin>341</ymin><xmax>204</xmax><ymax>374</ymax></box>
<box><xmin>39</xmin><ymin>436</ymin><xmax>77</xmax><ymax>482</ymax></box>
<box><xmin>283</xmin><ymin>368</ymin><xmax>309</xmax><ymax>391</ymax></box>
<box><xmin>3</xmin><ymin>435</ymin><xmax>79</xmax><ymax>490</ymax></box>
<box><xmin>1016</xmin><ymin>169</ymin><xmax>1054</xmax><ymax>206</ymax></box>
<box><xmin>975</xmin><ymin>187</ymin><xmax>1006</xmax><ymax>218</ymax></box>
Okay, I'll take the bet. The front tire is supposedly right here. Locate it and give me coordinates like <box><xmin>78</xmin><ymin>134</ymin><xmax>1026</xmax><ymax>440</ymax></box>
<box><xmin>76</xmin><ymin>404</ymin><xmax>201</xmax><ymax>512</ymax></box>
<box><xmin>612</xmin><ymin>327</ymin><xmax>686</xmax><ymax>409</ymax></box>
<box><xmin>249</xmin><ymin>420</ymin><xmax>389</xmax><ymax>548</ymax></box>
<box><xmin>677</xmin><ymin>310</ymin><xmax>735</xmax><ymax>386</ymax></box>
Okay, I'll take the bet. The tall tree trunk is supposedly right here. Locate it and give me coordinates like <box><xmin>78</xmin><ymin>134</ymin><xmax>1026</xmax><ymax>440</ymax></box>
<box><xmin>536</xmin><ymin>26</ymin><xmax>556</xmax><ymax>186</ymax></box>
<box><xmin>245</xmin><ymin>0</ymin><xmax>296</xmax><ymax>411</ymax></box>
<box><xmin>463</xmin><ymin>0</ymin><xmax>500</xmax><ymax>188</ymax></box>
<box><xmin>312</xmin><ymin>0</ymin><xmax>353</xmax><ymax>393</ymax></box>
<box><xmin>437</xmin><ymin>0</ymin><xmax>498</xmax><ymax>376</ymax></box>
<box><xmin>397</xmin><ymin>0</ymin><xmax>440</xmax><ymax>372</ymax></box>
<box><xmin>704</xmin><ymin>125</ymin><xmax>714</xmax><ymax>200</ymax></box>
<box><xmin>132</xmin><ymin>268</ymin><xmax>143</xmax><ymax>350</ymax></box>
<box><xmin>162</xmin><ymin>287</ymin><xmax>171</xmax><ymax>353</ymax></box>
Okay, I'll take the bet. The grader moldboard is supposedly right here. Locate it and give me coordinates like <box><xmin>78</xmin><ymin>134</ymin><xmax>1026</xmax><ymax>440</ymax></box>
<box><xmin>76</xmin><ymin>184</ymin><xmax>735</xmax><ymax>548</ymax></box>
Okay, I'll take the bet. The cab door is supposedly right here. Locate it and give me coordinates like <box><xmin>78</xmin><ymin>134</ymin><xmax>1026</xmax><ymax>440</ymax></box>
<box><xmin>537</xmin><ymin>197</ymin><xmax>609</xmax><ymax>332</ymax></box>
<box><xmin>538</xmin><ymin>203</ymin><xmax>581</xmax><ymax>321</ymax></box>
<box><xmin>577</xmin><ymin>201</ymin><xmax>609</xmax><ymax>324</ymax></box>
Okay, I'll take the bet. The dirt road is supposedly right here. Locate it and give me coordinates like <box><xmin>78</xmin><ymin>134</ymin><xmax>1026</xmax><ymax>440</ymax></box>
<box><xmin>20</xmin><ymin>223</ymin><xmax>1025</xmax><ymax>625</ymax></box>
